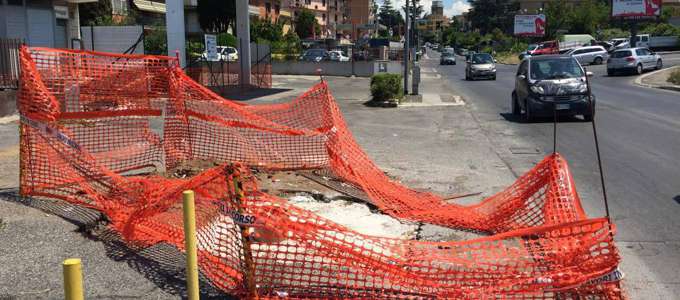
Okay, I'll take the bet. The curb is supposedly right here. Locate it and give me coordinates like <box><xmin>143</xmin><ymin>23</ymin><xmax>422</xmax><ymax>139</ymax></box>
<box><xmin>633</xmin><ymin>65</ymin><xmax>680</xmax><ymax>92</ymax></box>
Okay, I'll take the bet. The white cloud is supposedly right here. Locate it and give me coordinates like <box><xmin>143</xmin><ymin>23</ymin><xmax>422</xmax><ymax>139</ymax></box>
<box><xmin>444</xmin><ymin>0</ymin><xmax>471</xmax><ymax>17</ymax></box>
<box><xmin>382</xmin><ymin>0</ymin><xmax>470</xmax><ymax>18</ymax></box>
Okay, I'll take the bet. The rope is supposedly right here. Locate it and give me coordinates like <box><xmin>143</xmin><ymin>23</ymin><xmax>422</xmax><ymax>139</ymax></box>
<box><xmin>585</xmin><ymin>72</ymin><xmax>611</xmax><ymax>218</ymax></box>
<box><xmin>553</xmin><ymin>102</ymin><xmax>557</xmax><ymax>153</ymax></box>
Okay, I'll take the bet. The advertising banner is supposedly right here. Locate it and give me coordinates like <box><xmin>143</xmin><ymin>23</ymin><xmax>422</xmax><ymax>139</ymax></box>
<box><xmin>612</xmin><ymin>0</ymin><xmax>662</xmax><ymax>18</ymax></box>
<box><xmin>514</xmin><ymin>15</ymin><xmax>546</xmax><ymax>37</ymax></box>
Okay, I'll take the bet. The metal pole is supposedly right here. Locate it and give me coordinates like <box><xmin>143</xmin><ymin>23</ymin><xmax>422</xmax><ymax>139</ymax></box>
<box><xmin>236</xmin><ymin>0</ymin><xmax>251</xmax><ymax>88</ymax></box>
<box><xmin>630</xmin><ymin>21</ymin><xmax>638</xmax><ymax>48</ymax></box>
<box><xmin>403</xmin><ymin>0</ymin><xmax>410</xmax><ymax>95</ymax></box>
<box><xmin>182</xmin><ymin>190</ymin><xmax>200</xmax><ymax>300</ymax></box>
<box><xmin>63</xmin><ymin>258</ymin><xmax>84</xmax><ymax>300</ymax></box>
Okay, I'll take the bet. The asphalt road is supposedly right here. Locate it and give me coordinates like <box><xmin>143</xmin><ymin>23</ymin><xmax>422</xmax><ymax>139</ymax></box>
<box><xmin>425</xmin><ymin>51</ymin><xmax>680</xmax><ymax>298</ymax></box>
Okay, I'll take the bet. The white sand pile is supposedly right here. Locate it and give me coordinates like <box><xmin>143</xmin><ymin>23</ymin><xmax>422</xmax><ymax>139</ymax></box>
<box><xmin>288</xmin><ymin>195</ymin><xmax>418</xmax><ymax>239</ymax></box>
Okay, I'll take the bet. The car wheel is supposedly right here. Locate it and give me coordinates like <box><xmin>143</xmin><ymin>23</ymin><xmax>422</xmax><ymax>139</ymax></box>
<box><xmin>523</xmin><ymin>100</ymin><xmax>533</xmax><ymax>122</ymax></box>
<box><xmin>636</xmin><ymin>63</ymin><xmax>643</xmax><ymax>75</ymax></box>
<box><xmin>511</xmin><ymin>93</ymin><xmax>520</xmax><ymax>115</ymax></box>
<box><xmin>594</xmin><ymin>57</ymin><xmax>603</xmax><ymax>65</ymax></box>
<box><xmin>656</xmin><ymin>59</ymin><xmax>663</xmax><ymax>70</ymax></box>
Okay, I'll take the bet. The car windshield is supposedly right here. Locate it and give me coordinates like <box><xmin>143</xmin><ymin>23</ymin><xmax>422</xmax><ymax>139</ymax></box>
<box><xmin>611</xmin><ymin>50</ymin><xmax>632</xmax><ymax>58</ymax></box>
<box><xmin>527</xmin><ymin>44</ymin><xmax>538</xmax><ymax>51</ymax></box>
<box><xmin>530</xmin><ymin>58</ymin><xmax>584</xmax><ymax>80</ymax></box>
<box><xmin>472</xmin><ymin>54</ymin><xmax>493</xmax><ymax>64</ymax></box>
<box><xmin>442</xmin><ymin>53</ymin><xmax>453</xmax><ymax>57</ymax></box>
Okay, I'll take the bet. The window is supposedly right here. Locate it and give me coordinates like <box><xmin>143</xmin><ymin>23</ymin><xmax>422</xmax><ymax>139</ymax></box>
<box><xmin>305</xmin><ymin>0</ymin><xmax>311</xmax><ymax>5</ymax></box>
<box><xmin>612</xmin><ymin>50</ymin><xmax>631</xmax><ymax>58</ymax></box>
<box><xmin>335</xmin><ymin>14</ymin><xmax>338</xmax><ymax>22</ymax></box>
<box><xmin>265</xmin><ymin>3</ymin><xmax>271</xmax><ymax>14</ymax></box>
<box><xmin>275</xmin><ymin>5</ymin><xmax>280</xmax><ymax>14</ymax></box>
<box><xmin>322</xmin><ymin>14</ymin><xmax>326</xmax><ymax>21</ymax></box>
<box><xmin>322</xmin><ymin>0</ymin><xmax>326</xmax><ymax>6</ymax></box>
<box><xmin>111</xmin><ymin>0</ymin><xmax>128</xmax><ymax>15</ymax></box>
<box><xmin>636</xmin><ymin>49</ymin><xmax>646</xmax><ymax>56</ymax></box>
<box><xmin>530</xmin><ymin>58</ymin><xmax>584</xmax><ymax>80</ymax></box>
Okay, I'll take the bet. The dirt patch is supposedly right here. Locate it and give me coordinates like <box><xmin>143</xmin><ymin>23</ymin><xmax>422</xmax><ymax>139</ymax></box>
<box><xmin>158</xmin><ymin>159</ymin><xmax>222</xmax><ymax>179</ymax></box>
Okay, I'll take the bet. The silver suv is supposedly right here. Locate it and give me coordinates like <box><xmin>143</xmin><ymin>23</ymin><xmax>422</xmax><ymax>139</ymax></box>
<box><xmin>607</xmin><ymin>47</ymin><xmax>662</xmax><ymax>76</ymax></box>
<box><xmin>566</xmin><ymin>46</ymin><xmax>608</xmax><ymax>65</ymax></box>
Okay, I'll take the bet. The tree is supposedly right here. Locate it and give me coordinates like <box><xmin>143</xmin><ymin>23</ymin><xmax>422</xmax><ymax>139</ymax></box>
<box><xmin>467</xmin><ymin>0</ymin><xmax>517</xmax><ymax>35</ymax></box>
<box><xmin>251</xmin><ymin>20</ymin><xmax>283</xmax><ymax>42</ymax></box>
<box><xmin>544</xmin><ymin>0</ymin><xmax>572</xmax><ymax>39</ymax></box>
<box><xmin>378</xmin><ymin>0</ymin><xmax>405</xmax><ymax>37</ymax></box>
<box><xmin>198</xmin><ymin>0</ymin><xmax>236</xmax><ymax>33</ymax></box>
<box><xmin>569</xmin><ymin>0</ymin><xmax>609</xmax><ymax>35</ymax></box>
<box><xmin>295</xmin><ymin>9</ymin><xmax>319</xmax><ymax>39</ymax></box>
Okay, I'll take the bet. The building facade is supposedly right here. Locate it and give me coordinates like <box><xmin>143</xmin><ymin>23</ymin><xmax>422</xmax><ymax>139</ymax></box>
<box><xmin>340</xmin><ymin>0</ymin><xmax>376</xmax><ymax>40</ymax></box>
<box><xmin>288</xmin><ymin>0</ymin><xmax>346</xmax><ymax>38</ymax></box>
<box><xmin>417</xmin><ymin>0</ymin><xmax>449</xmax><ymax>35</ymax></box>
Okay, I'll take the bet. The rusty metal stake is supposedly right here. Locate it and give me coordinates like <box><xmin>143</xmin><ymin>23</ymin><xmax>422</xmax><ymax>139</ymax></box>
<box><xmin>231</xmin><ymin>166</ymin><xmax>259</xmax><ymax>299</ymax></box>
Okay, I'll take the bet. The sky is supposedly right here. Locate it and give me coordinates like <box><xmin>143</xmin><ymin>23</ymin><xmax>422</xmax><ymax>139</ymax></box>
<box><xmin>385</xmin><ymin>0</ymin><xmax>471</xmax><ymax>18</ymax></box>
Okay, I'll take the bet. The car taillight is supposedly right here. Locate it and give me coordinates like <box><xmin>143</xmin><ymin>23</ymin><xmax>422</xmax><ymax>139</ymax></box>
<box><xmin>625</xmin><ymin>57</ymin><xmax>635</xmax><ymax>62</ymax></box>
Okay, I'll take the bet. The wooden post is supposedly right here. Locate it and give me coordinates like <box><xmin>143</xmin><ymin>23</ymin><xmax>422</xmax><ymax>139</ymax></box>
<box><xmin>183</xmin><ymin>190</ymin><xmax>200</xmax><ymax>300</ymax></box>
<box><xmin>63</xmin><ymin>258</ymin><xmax>84</xmax><ymax>300</ymax></box>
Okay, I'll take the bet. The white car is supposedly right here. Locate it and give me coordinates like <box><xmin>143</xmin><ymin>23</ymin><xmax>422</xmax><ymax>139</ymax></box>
<box><xmin>566</xmin><ymin>46</ymin><xmax>609</xmax><ymax>65</ymax></box>
<box><xmin>328</xmin><ymin>50</ymin><xmax>350</xmax><ymax>62</ymax></box>
<box><xmin>202</xmin><ymin>46</ymin><xmax>238</xmax><ymax>61</ymax></box>
<box><xmin>607</xmin><ymin>47</ymin><xmax>663</xmax><ymax>75</ymax></box>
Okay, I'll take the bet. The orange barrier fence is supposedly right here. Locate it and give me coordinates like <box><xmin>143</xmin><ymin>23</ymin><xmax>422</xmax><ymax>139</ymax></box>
<box><xmin>18</xmin><ymin>47</ymin><xmax>623</xmax><ymax>298</ymax></box>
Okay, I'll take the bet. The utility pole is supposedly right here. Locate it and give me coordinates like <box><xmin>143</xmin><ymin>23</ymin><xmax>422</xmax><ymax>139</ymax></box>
<box><xmin>404</xmin><ymin>0</ymin><xmax>410</xmax><ymax>95</ymax></box>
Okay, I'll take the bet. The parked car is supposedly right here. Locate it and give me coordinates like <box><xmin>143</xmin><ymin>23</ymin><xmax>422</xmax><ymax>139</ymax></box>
<box><xmin>328</xmin><ymin>50</ymin><xmax>350</xmax><ymax>62</ymax></box>
<box><xmin>607</xmin><ymin>47</ymin><xmax>663</xmax><ymax>76</ymax></box>
<box><xmin>632</xmin><ymin>34</ymin><xmax>680</xmax><ymax>50</ymax></box>
<box><xmin>465</xmin><ymin>53</ymin><xmax>496</xmax><ymax>80</ymax></box>
<box><xmin>512</xmin><ymin>55</ymin><xmax>595</xmax><ymax>121</ymax></box>
<box><xmin>566</xmin><ymin>46</ymin><xmax>609</xmax><ymax>65</ymax></box>
<box><xmin>594</xmin><ymin>41</ymin><xmax>614</xmax><ymax>52</ymax></box>
<box><xmin>300</xmin><ymin>49</ymin><xmax>329</xmax><ymax>62</ymax></box>
<box><xmin>202</xmin><ymin>46</ymin><xmax>238</xmax><ymax>61</ymax></box>
<box><xmin>456</xmin><ymin>48</ymin><xmax>468</xmax><ymax>56</ymax></box>
<box><xmin>440</xmin><ymin>52</ymin><xmax>456</xmax><ymax>65</ymax></box>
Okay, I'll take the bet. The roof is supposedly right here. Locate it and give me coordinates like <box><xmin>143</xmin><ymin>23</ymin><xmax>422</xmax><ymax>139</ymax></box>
<box><xmin>527</xmin><ymin>54</ymin><xmax>573</xmax><ymax>60</ymax></box>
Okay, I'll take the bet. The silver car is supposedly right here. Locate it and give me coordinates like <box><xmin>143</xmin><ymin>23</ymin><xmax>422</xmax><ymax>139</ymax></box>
<box><xmin>607</xmin><ymin>47</ymin><xmax>663</xmax><ymax>76</ymax></box>
<box><xmin>566</xmin><ymin>46</ymin><xmax>609</xmax><ymax>65</ymax></box>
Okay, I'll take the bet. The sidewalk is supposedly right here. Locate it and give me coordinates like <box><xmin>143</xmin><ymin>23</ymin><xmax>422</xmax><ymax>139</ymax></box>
<box><xmin>635</xmin><ymin>65</ymin><xmax>680</xmax><ymax>92</ymax></box>
<box><xmin>0</xmin><ymin>73</ymin><xmax>520</xmax><ymax>298</ymax></box>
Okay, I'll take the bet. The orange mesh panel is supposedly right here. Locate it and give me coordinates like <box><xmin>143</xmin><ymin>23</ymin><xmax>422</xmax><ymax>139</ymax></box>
<box><xmin>18</xmin><ymin>47</ymin><xmax>623</xmax><ymax>299</ymax></box>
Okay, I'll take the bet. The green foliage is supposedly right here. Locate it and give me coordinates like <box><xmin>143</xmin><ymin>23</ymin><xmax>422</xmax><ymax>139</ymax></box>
<box><xmin>640</xmin><ymin>23</ymin><xmax>680</xmax><ymax>37</ymax></box>
<box><xmin>80</xmin><ymin>0</ymin><xmax>137</xmax><ymax>25</ymax></box>
<box><xmin>668</xmin><ymin>68</ymin><xmax>680</xmax><ymax>85</ymax></box>
<box><xmin>186</xmin><ymin>40</ymin><xmax>204</xmax><ymax>58</ymax></box>
<box><xmin>378</xmin><ymin>0</ymin><xmax>405</xmax><ymax>38</ymax></box>
<box><xmin>295</xmin><ymin>9</ymin><xmax>319</xmax><ymax>39</ymax></box>
<box><xmin>370</xmin><ymin>73</ymin><xmax>403</xmax><ymax>102</ymax></box>
<box><xmin>599</xmin><ymin>28</ymin><xmax>628</xmax><ymax>41</ymax></box>
<box><xmin>568</xmin><ymin>0</ymin><xmax>609</xmax><ymax>35</ymax></box>
<box><xmin>251</xmin><ymin>20</ymin><xmax>283</xmax><ymax>42</ymax></box>
<box><xmin>467</xmin><ymin>0</ymin><xmax>518</xmax><ymax>35</ymax></box>
<box><xmin>198</xmin><ymin>0</ymin><xmax>236</xmax><ymax>32</ymax></box>
<box><xmin>271</xmin><ymin>31</ymin><xmax>302</xmax><ymax>60</ymax></box>
<box><xmin>144</xmin><ymin>27</ymin><xmax>167</xmax><ymax>55</ymax></box>
<box><xmin>217</xmin><ymin>32</ymin><xmax>238</xmax><ymax>47</ymax></box>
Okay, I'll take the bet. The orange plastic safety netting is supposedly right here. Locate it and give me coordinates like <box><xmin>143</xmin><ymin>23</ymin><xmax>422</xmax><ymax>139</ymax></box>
<box><xmin>18</xmin><ymin>47</ymin><xmax>624</xmax><ymax>299</ymax></box>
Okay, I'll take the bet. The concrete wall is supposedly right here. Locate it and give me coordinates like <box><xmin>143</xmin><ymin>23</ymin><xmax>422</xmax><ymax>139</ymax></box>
<box><xmin>81</xmin><ymin>25</ymin><xmax>144</xmax><ymax>54</ymax></box>
<box><xmin>272</xmin><ymin>61</ymin><xmax>402</xmax><ymax>77</ymax></box>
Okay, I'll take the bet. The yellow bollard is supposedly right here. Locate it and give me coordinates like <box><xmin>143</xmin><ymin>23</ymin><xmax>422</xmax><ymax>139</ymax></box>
<box><xmin>183</xmin><ymin>190</ymin><xmax>200</xmax><ymax>300</ymax></box>
<box><xmin>63</xmin><ymin>258</ymin><xmax>84</xmax><ymax>300</ymax></box>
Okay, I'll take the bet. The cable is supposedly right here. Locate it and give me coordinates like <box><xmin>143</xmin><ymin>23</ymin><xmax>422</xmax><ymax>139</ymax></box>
<box><xmin>585</xmin><ymin>71</ymin><xmax>610</xmax><ymax>218</ymax></box>
<box><xmin>553</xmin><ymin>102</ymin><xmax>557</xmax><ymax>153</ymax></box>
